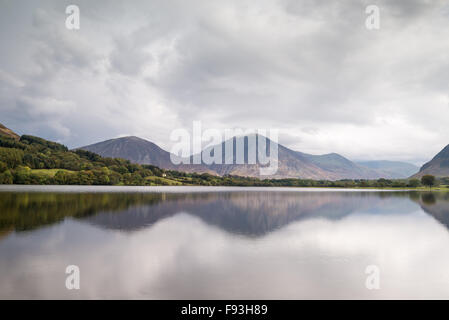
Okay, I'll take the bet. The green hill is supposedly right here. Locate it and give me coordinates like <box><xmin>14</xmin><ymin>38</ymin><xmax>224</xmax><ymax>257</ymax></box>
<box><xmin>0</xmin><ymin>133</ymin><xmax>180</xmax><ymax>185</ymax></box>
<box><xmin>0</xmin><ymin>123</ymin><xmax>20</xmax><ymax>140</ymax></box>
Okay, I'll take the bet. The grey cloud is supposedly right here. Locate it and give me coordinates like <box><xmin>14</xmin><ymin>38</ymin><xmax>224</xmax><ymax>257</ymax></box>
<box><xmin>0</xmin><ymin>0</ymin><xmax>448</xmax><ymax>163</ymax></box>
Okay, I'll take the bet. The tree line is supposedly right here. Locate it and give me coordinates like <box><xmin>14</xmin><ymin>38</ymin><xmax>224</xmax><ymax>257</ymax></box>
<box><xmin>0</xmin><ymin>134</ymin><xmax>446</xmax><ymax>188</ymax></box>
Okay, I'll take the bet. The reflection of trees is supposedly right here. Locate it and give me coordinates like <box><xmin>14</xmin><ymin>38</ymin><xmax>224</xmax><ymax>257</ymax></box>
<box><xmin>0</xmin><ymin>190</ymin><xmax>423</xmax><ymax>237</ymax></box>
<box><xmin>0</xmin><ymin>227</ymin><xmax>13</xmax><ymax>241</ymax></box>
<box><xmin>0</xmin><ymin>192</ymin><xmax>166</xmax><ymax>232</ymax></box>
<box><xmin>421</xmin><ymin>193</ymin><xmax>436</xmax><ymax>205</ymax></box>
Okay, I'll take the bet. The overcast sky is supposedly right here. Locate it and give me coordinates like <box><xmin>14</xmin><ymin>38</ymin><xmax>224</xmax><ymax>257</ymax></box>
<box><xmin>0</xmin><ymin>0</ymin><xmax>448</xmax><ymax>165</ymax></box>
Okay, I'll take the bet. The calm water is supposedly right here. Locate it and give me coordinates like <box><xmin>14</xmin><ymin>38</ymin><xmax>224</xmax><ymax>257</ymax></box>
<box><xmin>1</xmin><ymin>185</ymin><xmax>449</xmax><ymax>299</ymax></box>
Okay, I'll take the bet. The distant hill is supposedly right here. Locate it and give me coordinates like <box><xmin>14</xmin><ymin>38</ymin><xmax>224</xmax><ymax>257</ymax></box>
<box><xmin>78</xmin><ymin>136</ymin><xmax>179</xmax><ymax>170</ymax></box>
<box><xmin>0</xmin><ymin>123</ymin><xmax>19</xmax><ymax>140</ymax></box>
<box><xmin>356</xmin><ymin>160</ymin><xmax>419</xmax><ymax>179</ymax></box>
<box><xmin>79</xmin><ymin>135</ymin><xmax>402</xmax><ymax>180</ymax></box>
<box><xmin>411</xmin><ymin>144</ymin><xmax>449</xmax><ymax>178</ymax></box>
<box><xmin>299</xmin><ymin>152</ymin><xmax>381</xmax><ymax>179</ymax></box>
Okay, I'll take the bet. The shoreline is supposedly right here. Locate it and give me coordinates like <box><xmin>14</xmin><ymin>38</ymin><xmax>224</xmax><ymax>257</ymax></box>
<box><xmin>0</xmin><ymin>184</ymin><xmax>447</xmax><ymax>193</ymax></box>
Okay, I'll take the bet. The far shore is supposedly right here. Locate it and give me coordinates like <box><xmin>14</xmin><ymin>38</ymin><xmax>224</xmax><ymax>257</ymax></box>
<box><xmin>0</xmin><ymin>184</ymin><xmax>448</xmax><ymax>192</ymax></box>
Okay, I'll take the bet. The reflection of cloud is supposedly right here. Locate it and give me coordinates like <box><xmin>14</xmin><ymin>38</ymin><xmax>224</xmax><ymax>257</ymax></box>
<box><xmin>0</xmin><ymin>188</ymin><xmax>422</xmax><ymax>236</ymax></box>
<box><xmin>83</xmin><ymin>191</ymin><xmax>419</xmax><ymax>236</ymax></box>
<box><xmin>1</xmin><ymin>208</ymin><xmax>449</xmax><ymax>299</ymax></box>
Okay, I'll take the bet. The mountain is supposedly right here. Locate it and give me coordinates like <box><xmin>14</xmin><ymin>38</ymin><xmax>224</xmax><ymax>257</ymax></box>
<box><xmin>0</xmin><ymin>123</ymin><xmax>19</xmax><ymax>140</ymax></box>
<box><xmin>411</xmin><ymin>144</ymin><xmax>449</xmax><ymax>178</ymax></box>
<box><xmin>356</xmin><ymin>160</ymin><xmax>419</xmax><ymax>179</ymax></box>
<box><xmin>299</xmin><ymin>152</ymin><xmax>381</xmax><ymax>179</ymax></box>
<box><xmin>175</xmin><ymin>135</ymin><xmax>337</xmax><ymax>179</ymax></box>
<box><xmin>79</xmin><ymin>135</ymin><xmax>393</xmax><ymax>180</ymax></box>
<box><xmin>78</xmin><ymin>136</ymin><xmax>178</xmax><ymax>170</ymax></box>
<box><xmin>188</xmin><ymin>136</ymin><xmax>383</xmax><ymax>179</ymax></box>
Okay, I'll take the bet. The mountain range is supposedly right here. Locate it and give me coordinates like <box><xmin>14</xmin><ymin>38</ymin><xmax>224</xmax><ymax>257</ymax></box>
<box><xmin>6</xmin><ymin>121</ymin><xmax>449</xmax><ymax>180</ymax></box>
<box><xmin>79</xmin><ymin>135</ymin><xmax>419</xmax><ymax>180</ymax></box>
<box><xmin>412</xmin><ymin>144</ymin><xmax>449</xmax><ymax>178</ymax></box>
<box><xmin>356</xmin><ymin>160</ymin><xmax>420</xmax><ymax>179</ymax></box>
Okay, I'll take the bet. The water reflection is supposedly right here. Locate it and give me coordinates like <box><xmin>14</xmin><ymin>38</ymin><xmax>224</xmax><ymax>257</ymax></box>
<box><xmin>417</xmin><ymin>192</ymin><xmax>449</xmax><ymax>229</ymax></box>
<box><xmin>1</xmin><ymin>187</ymin><xmax>449</xmax><ymax>299</ymax></box>
<box><xmin>0</xmin><ymin>189</ymin><xmax>427</xmax><ymax>236</ymax></box>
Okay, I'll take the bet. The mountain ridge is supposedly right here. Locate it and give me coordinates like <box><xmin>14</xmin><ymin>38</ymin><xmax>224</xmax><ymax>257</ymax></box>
<box><xmin>78</xmin><ymin>136</ymin><xmax>178</xmax><ymax>170</ymax></box>
<box><xmin>79</xmin><ymin>134</ymin><xmax>418</xmax><ymax>180</ymax></box>
<box><xmin>411</xmin><ymin>144</ymin><xmax>449</xmax><ymax>178</ymax></box>
<box><xmin>357</xmin><ymin>160</ymin><xmax>419</xmax><ymax>179</ymax></box>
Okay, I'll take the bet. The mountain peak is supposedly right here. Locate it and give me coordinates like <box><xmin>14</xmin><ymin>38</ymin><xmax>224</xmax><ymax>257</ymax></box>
<box><xmin>111</xmin><ymin>135</ymin><xmax>147</xmax><ymax>142</ymax></box>
<box><xmin>79</xmin><ymin>135</ymin><xmax>172</xmax><ymax>169</ymax></box>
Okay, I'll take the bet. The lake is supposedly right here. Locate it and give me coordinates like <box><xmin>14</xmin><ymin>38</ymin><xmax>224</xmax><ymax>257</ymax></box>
<box><xmin>1</xmin><ymin>185</ymin><xmax>449</xmax><ymax>299</ymax></box>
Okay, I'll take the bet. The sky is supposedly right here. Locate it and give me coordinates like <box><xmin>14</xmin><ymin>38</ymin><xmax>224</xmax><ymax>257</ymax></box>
<box><xmin>0</xmin><ymin>0</ymin><xmax>448</xmax><ymax>165</ymax></box>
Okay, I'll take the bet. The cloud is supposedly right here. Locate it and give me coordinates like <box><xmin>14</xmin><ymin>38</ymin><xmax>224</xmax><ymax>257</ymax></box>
<box><xmin>0</xmin><ymin>0</ymin><xmax>448</xmax><ymax>164</ymax></box>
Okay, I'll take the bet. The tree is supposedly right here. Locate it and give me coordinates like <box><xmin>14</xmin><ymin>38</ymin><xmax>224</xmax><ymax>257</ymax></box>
<box><xmin>0</xmin><ymin>160</ymin><xmax>6</xmax><ymax>173</ymax></box>
<box><xmin>0</xmin><ymin>147</ymin><xmax>24</xmax><ymax>168</ymax></box>
<box><xmin>408</xmin><ymin>179</ymin><xmax>420</xmax><ymax>188</ymax></box>
<box><xmin>421</xmin><ymin>175</ymin><xmax>436</xmax><ymax>190</ymax></box>
<box><xmin>376</xmin><ymin>178</ymin><xmax>392</xmax><ymax>188</ymax></box>
<box><xmin>0</xmin><ymin>170</ymin><xmax>13</xmax><ymax>184</ymax></box>
<box><xmin>54</xmin><ymin>170</ymin><xmax>68</xmax><ymax>184</ymax></box>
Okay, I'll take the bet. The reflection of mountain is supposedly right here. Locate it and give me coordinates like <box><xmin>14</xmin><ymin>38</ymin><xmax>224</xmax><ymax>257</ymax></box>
<box><xmin>86</xmin><ymin>192</ymin><xmax>418</xmax><ymax>236</ymax></box>
<box><xmin>86</xmin><ymin>192</ymin><xmax>360</xmax><ymax>235</ymax></box>
<box><xmin>0</xmin><ymin>190</ymin><xmax>422</xmax><ymax>237</ymax></box>
<box><xmin>415</xmin><ymin>193</ymin><xmax>449</xmax><ymax>229</ymax></box>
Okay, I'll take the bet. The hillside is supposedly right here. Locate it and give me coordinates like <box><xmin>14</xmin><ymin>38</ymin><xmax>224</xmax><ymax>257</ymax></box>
<box><xmin>356</xmin><ymin>160</ymin><xmax>419</xmax><ymax>179</ymax></box>
<box><xmin>0</xmin><ymin>123</ymin><xmax>19</xmax><ymax>140</ymax></box>
<box><xmin>78</xmin><ymin>136</ymin><xmax>178</xmax><ymax>170</ymax></box>
<box><xmin>177</xmin><ymin>136</ymin><xmax>334</xmax><ymax>179</ymax></box>
<box><xmin>0</xmin><ymin>129</ymin><xmax>423</xmax><ymax>188</ymax></box>
<box><xmin>0</xmin><ymin>133</ymin><xmax>177</xmax><ymax>186</ymax></box>
<box><xmin>412</xmin><ymin>144</ymin><xmax>449</xmax><ymax>178</ymax></box>
<box><xmin>299</xmin><ymin>152</ymin><xmax>381</xmax><ymax>179</ymax></box>
<box><xmin>79</xmin><ymin>134</ymin><xmax>401</xmax><ymax>180</ymax></box>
